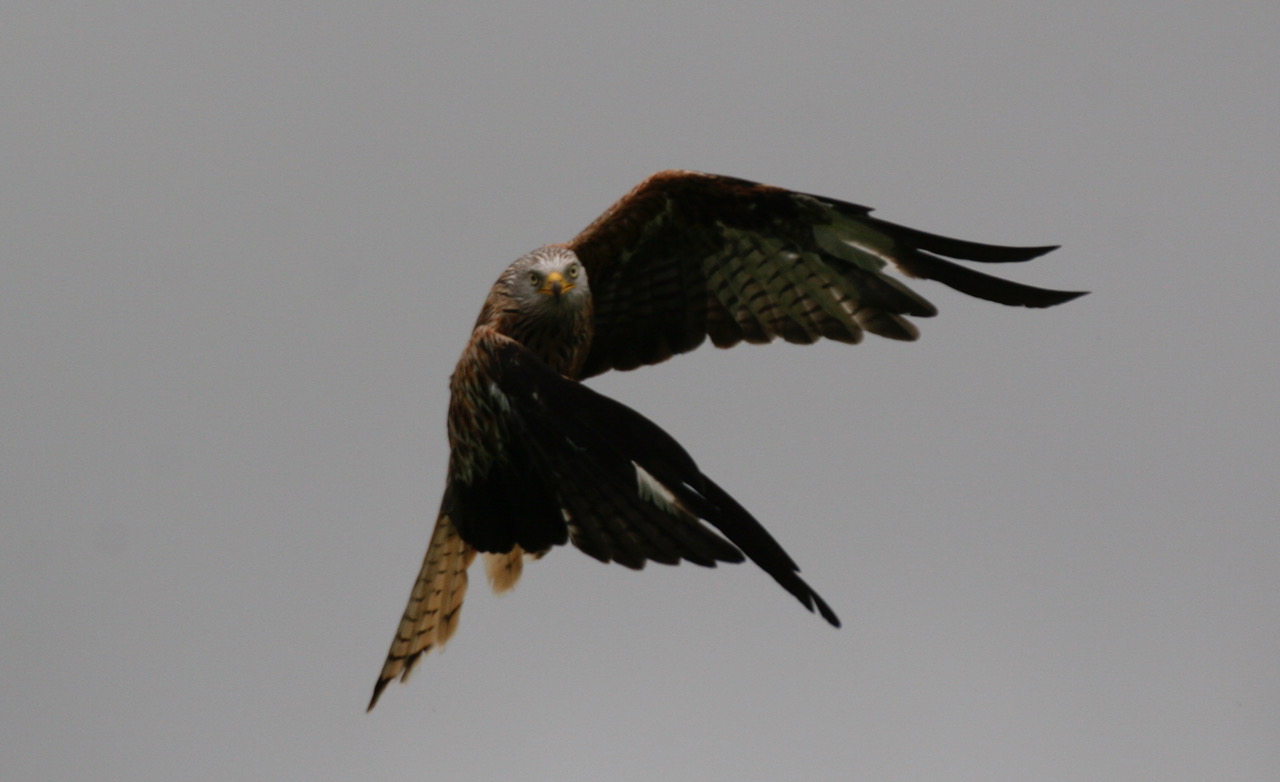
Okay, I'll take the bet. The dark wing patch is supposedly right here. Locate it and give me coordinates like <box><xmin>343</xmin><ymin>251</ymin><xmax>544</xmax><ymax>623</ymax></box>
<box><xmin>483</xmin><ymin>339</ymin><xmax>840</xmax><ymax>626</ymax></box>
<box><xmin>449</xmin><ymin>443</ymin><xmax>568</xmax><ymax>555</ymax></box>
<box><xmin>569</xmin><ymin>170</ymin><xmax>1087</xmax><ymax>379</ymax></box>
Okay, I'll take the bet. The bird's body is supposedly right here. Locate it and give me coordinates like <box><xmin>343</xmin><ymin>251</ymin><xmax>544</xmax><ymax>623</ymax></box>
<box><xmin>448</xmin><ymin>247</ymin><xmax>591</xmax><ymax>486</ymax></box>
<box><xmin>368</xmin><ymin>170</ymin><xmax>1086</xmax><ymax>710</ymax></box>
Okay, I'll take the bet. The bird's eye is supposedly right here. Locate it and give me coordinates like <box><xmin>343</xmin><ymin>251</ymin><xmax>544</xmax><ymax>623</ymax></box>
<box><xmin>567</xmin><ymin>263</ymin><xmax>579</xmax><ymax>279</ymax></box>
<box><xmin>528</xmin><ymin>271</ymin><xmax>540</xmax><ymax>286</ymax></box>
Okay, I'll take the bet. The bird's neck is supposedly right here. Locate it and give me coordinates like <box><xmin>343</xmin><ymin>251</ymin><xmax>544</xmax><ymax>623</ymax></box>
<box><xmin>494</xmin><ymin>304</ymin><xmax>593</xmax><ymax>378</ymax></box>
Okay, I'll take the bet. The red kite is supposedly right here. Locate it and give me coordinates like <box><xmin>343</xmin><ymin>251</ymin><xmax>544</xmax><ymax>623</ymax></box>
<box><xmin>368</xmin><ymin>170</ymin><xmax>1085</xmax><ymax>709</ymax></box>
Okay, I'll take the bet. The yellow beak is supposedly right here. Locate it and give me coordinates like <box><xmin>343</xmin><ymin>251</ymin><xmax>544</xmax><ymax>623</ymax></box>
<box><xmin>539</xmin><ymin>271</ymin><xmax>573</xmax><ymax>298</ymax></box>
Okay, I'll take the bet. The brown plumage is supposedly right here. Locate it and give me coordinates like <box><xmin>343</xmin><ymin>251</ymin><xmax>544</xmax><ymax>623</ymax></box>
<box><xmin>367</xmin><ymin>170</ymin><xmax>1086</xmax><ymax>710</ymax></box>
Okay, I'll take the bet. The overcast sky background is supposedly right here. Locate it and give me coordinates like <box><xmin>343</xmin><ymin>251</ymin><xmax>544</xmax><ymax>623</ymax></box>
<box><xmin>4</xmin><ymin>3</ymin><xmax>1278</xmax><ymax>781</ymax></box>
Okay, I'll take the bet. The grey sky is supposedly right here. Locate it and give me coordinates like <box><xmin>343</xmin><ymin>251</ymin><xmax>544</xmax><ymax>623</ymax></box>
<box><xmin>4</xmin><ymin>3</ymin><xmax>1278</xmax><ymax>780</ymax></box>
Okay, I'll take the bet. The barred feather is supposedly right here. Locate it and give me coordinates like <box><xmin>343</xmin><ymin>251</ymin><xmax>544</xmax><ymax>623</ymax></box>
<box><xmin>367</xmin><ymin>508</ymin><xmax>475</xmax><ymax>711</ymax></box>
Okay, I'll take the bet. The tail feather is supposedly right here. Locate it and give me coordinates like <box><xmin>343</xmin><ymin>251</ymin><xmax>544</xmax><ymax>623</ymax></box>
<box><xmin>367</xmin><ymin>508</ymin><xmax>476</xmax><ymax>711</ymax></box>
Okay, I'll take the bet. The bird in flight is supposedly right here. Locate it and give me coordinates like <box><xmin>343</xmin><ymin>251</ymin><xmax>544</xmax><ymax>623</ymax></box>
<box><xmin>367</xmin><ymin>170</ymin><xmax>1085</xmax><ymax>709</ymax></box>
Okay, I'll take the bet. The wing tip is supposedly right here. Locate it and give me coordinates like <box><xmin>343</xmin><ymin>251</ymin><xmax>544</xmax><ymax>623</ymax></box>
<box><xmin>990</xmin><ymin>243</ymin><xmax>1061</xmax><ymax>262</ymax></box>
<box><xmin>792</xmin><ymin>575</ymin><xmax>841</xmax><ymax>627</ymax></box>
<box><xmin>805</xmin><ymin>589</ymin><xmax>842</xmax><ymax>628</ymax></box>
<box><xmin>1024</xmin><ymin>287</ymin><xmax>1090</xmax><ymax>308</ymax></box>
<box><xmin>878</xmin><ymin>217</ymin><xmax>1064</xmax><ymax>264</ymax></box>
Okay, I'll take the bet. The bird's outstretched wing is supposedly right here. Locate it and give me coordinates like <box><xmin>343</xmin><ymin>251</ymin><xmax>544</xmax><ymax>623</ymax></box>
<box><xmin>367</xmin><ymin>501</ymin><xmax>476</xmax><ymax>711</ymax></box>
<box><xmin>447</xmin><ymin>334</ymin><xmax>840</xmax><ymax>626</ymax></box>
<box><xmin>570</xmin><ymin>170</ymin><xmax>1087</xmax><ymax>379</ymax></box>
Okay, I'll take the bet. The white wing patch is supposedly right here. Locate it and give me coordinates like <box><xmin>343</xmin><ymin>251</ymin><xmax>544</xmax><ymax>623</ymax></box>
<box><xmin>486</xmin><ymin>381</ymin><xmax>512</xmax><ymax>413</ymax></box>
<box><xmin>633</xmin><ymin>461</ymin><xmax>682</xmax><ymax>513</ymax></box>
<box><xmin>811</xmin><ymin>223</ymin><xmax>894</xmax><ymax>272</ymax></box>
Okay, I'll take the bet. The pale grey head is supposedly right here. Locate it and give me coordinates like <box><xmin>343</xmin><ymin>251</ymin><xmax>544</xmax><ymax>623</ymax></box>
<box><xmin>500</xmin><ymin>245</ymin><xmax>591</xmax><ymax>317</ymax></box>
<box><xmin>483</xmin><ymin>245</ymin><xmax>595</xmax><ymax>375</ymax></box>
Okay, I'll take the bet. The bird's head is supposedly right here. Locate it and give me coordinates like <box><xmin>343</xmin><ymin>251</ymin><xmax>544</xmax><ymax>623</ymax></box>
<box><xmin>505</xmin><ymin>245</ymin><xmax>590</xmax><ymax>314</ymax></box>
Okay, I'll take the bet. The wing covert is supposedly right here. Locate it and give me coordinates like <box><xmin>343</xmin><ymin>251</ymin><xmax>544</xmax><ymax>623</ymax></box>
<box><xmin>568</xmin><ymin>170</ymin><xmax>1086</xmax><ymax>379</ymax></box>
<box><xmin>485</xmin><ymin>338</ymin><xmax>839</xmax><ymax>625</ymax></box>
